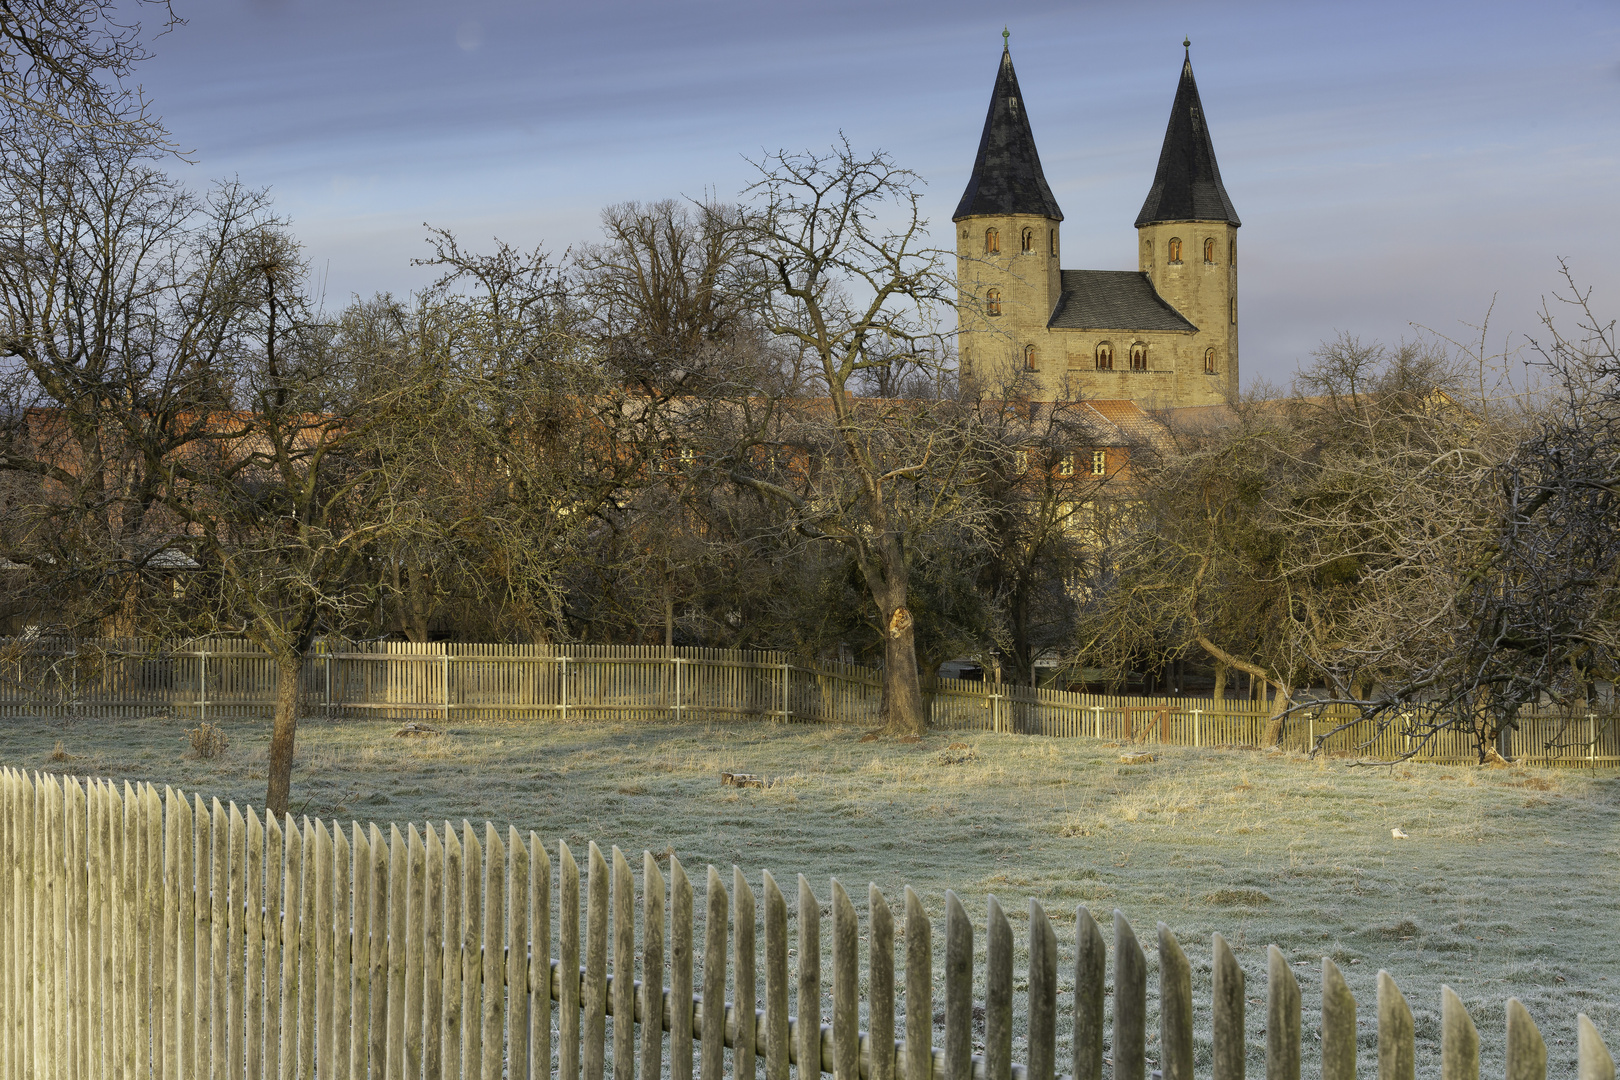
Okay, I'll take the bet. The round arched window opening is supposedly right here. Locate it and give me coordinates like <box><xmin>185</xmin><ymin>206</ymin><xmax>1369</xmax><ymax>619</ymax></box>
<box><xmin>1021</xmin><ymin>228</ymin><xmax>1035</xmax><ymax>254</ymax></box>
<box><xmin>1095</xmin><ymin>342</ymin><xmax>1114</xmax><ymax>371</ymax></box>
<box><xmin>985</xmin><ymin>228</ymin><xmax>1000</xmax><ymax>254</ymax></box>
<box><xmin>1204</xmin><ymin>347</ymin><xmax>1218</xmax><ymax>374</ymax></box>
<box><xmin>1168</xmin><ymin>237</ymin><xmax>1183</xmax><ymax>263</ymax></box>
<box><xmin>1130</xmin><ymin>343</ymin><xmax>1148</xmax><ymax>371</ymax></box>
<box><xmin>986</xmin><ymin>289</ymin><xmax>1002</xmax><ymax>317</ymax></box>
<box><xmin>1024</xmin><ymin>344</ymin><xmax>1038</xmax><ymax>371</ymax></box>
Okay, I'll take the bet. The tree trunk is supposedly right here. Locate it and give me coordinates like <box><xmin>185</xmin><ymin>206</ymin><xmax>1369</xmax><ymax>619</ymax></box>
<box><xmin>405</xmin><ymin>561</ymin><xmax>432</xmax><ymax>643</ymax></box>
<box><xmin>1212</xmin><ymin>662</ymin><xmax>1227</xmax><ymax>703</ymax></box>
<box><xmin>853</xmin><ymin>536</ymin><xmax>927</xmax><ymax>737</ymax></box>
<box><xmin>879</xmin><ymin>601</ymin><xmax>926</xmax><ymax>736</ymax></box>
<box><xmin>1261</xmin><ymin>682</ymin><xmax>1292</xmax><ymax>747</ymax></box>
<box><xmin>265</xmin><ymin>652</ymin><xmax>305</xmax><ymax>819</ymax></box>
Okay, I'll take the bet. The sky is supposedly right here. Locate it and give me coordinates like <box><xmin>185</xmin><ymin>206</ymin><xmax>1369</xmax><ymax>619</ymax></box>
<box><xmin>130</xmin><ymin>0</ymin><xmax>1620</xmax><ymax>388</ymax></box>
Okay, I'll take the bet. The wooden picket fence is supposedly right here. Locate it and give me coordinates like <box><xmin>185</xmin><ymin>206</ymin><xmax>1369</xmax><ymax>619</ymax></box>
<box><xmin>1</xmin><ymin>767</ymin><xmax>1615</xmax><ymax>1080</ymax></box>
<box><xmin>1</xmin><ymin>638</ymin><xmax>1616</xmax><ymax>764</ymax></box>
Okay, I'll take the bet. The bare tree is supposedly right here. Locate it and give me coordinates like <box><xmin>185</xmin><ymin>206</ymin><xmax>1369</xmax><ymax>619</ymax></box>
<box><xmin>734</xmin><ymin>140</ymin><xmax>972</xmax><ymax>735</ymax></box>
<box><xmin>1295</xmin><ymin>270</ymin><xmax>1618</xmax><ymax>762</ymax></box>
<box><xmin>0</xmin><ymin>0</ymin><xmax>178</xmax><ymax>146</ymax></box>
<box><xmin>1074</xmin><ymin>337</ymin><xmax>1502</xmax><ymax>742</ymax></box>
<box><xmin>1073</xmin><ymin>391</ymin><xmax>1305</xmax><ymax>732</ymax></box>
<box><xmin>971</xmin><ymin>379</ymin><xmax>1121</xmax><ymax>684</ymax></box>
<box><xmin>575</xmin><ymin>199</ymin><xmax>754</xmax><ymax>397</ymax></box>
<box><xmin>0</xmin><ymin>125</ymin><xmax>280</xmax><ymax>636</ymax></box>
<box><xmin>153</xmin><ymin>228</ymin><xmax>436</xmax><ymax>817</ymax></box>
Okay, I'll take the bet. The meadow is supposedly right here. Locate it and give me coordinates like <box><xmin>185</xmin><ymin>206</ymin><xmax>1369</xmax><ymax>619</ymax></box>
<box><xmin>4</xmin><ymin>714</ymin><xmax>1617</xmax><ymax>1078</ymax></box>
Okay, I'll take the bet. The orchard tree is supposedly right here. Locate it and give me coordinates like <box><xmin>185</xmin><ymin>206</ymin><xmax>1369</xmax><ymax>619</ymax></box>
<box><xmin>1297</xmin><ymin>270</ymin><xmax>1618</xmax><ymax>762</ymax></box>
<box><xmin>0</xmin><ymin>0</ymin><xmax>178</xmax><ymax>146</ymax></box>
<box><xmin>736</xmin><ymin>140</ymin><xmax>979</xmax><ymax>735</ymax></box>
<box><xmin>0</xmin><ymin>124</ymin><xmax>282</xmax><ymax>635</ymax></box>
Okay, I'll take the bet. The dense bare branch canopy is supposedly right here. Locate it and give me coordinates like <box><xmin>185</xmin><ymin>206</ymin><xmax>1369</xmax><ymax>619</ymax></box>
<box><xmin>0</xmin><ymin>0</ymin><xmax>176</xmax><ymax>145</ymax></box>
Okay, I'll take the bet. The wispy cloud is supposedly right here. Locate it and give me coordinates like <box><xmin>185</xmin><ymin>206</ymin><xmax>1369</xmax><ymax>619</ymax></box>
<box><xmin>143</xmin><ymin>0</ymin><xmax>1620</xmax><ymax>383</ymax></box>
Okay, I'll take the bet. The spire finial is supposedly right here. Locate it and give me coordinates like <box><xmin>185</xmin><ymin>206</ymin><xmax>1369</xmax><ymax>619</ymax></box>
<box><xmin>1183</xmin><ymin>36</ymin><xmax>1191</xmax><ymax>51</ymax></box>
<box><xmin>1003</xmin><ymin>26</ymin><xmax>1010</xmax><ymax>50</ymax></box>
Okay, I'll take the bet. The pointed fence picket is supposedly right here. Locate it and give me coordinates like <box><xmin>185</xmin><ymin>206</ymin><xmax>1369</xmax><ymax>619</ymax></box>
<box><xmin>1</xmin><ymin>767</ymin><xmax>1615</xmax><ymax>1080</ymax></box>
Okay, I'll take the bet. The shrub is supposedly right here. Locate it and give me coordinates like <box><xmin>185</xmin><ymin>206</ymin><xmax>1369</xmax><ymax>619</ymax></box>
<box><xmin>188</xmin><ymin>721</ymin><xmax>228</xmax><ymax>760</ymax></box>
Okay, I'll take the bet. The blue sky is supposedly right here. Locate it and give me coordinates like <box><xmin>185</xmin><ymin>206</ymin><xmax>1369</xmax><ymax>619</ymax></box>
<box><xmin>136</xmin><ymin>0</ymin><xmax>1620</xmax><ymax>387</ymax></box>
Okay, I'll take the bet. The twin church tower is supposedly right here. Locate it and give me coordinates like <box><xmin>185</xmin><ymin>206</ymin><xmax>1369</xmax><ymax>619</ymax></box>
<box><xmin>955</xmin><ymin>39</ymin><xmax>1240</xmax><ymax>407</ymax></box>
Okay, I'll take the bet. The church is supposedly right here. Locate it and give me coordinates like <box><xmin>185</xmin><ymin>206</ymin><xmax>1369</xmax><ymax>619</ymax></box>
<box><xmin>955</xmin><ymin>39</ymin><xmax>1241</xmax><ymax>408</ymax></box>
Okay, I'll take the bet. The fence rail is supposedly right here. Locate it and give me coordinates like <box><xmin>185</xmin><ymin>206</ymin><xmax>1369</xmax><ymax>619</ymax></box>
<box><xmin>1</xmin><ymin>767</ymin><xmax>1615</xmax><ymax>1080</ymax></box>
<box><xmin>1</xmin><ymin>638</ymin><xmax>1616</xmax><ymax>764</ymax></box>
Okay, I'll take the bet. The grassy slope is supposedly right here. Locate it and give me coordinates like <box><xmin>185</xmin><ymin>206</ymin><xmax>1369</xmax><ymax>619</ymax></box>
<box><xmin>5</xmin><ymin>715</ymin><xmax>1617</xmax><ymax>1077</ymax></box>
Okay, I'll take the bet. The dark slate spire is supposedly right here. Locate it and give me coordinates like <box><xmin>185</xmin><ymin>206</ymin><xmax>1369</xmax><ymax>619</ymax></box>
<box><xmin>953</xmin><ymin>39</ymin><xmax>1063</xmax><ymax>222</ymax></box>
<box><xmin>1135</xmin><ymin>44</ymin><xmax>1240</xmax><ymax>227</ymax></box>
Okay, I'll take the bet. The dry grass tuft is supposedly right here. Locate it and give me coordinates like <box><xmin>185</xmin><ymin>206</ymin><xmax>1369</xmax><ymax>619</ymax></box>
<box><xmin>48</xmin><ymin>740</ymin><xmax>72</xmax><ymax>762</ymax></box>
<box><xmin>187</xmin><ymin>722</ymin><xmax>229</xmax><ymax>760</ymax></box>
<box><xmin>1205</xmin><ymin>887</ymin><xmax>1273</xmax><ymax>906</ymax></box>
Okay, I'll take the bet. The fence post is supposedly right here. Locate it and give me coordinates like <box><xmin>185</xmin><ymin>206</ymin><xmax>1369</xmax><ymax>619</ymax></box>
<box><xmin>442</xmin><ymin>652</ymin><xmax>451</xmax><ymax>726</ymax></box>
<box><xmin>325</xmin><ymin>646</ymin><xmax>332</xmax><ymax>718</ymax></box>
<box><xmin>1191</xmin><ymin>709</ymin><xmax>1202</xmax><ymax>749</ymax></box>
<box><xmin>199</xmin><ymin>649</ymin><xmax>208</xmax><ymax>726</ymax></box>
<box><xmin>561</xmin><ymin>656</ymin><xmax>570</xmax><ymax>723</ymax></box>
<box><xmin>1092</xmin><ymin>705</ymin><xmax>1102</xmax><ymax>740</ymax></box>
<box><xmin>781</xmin><ymin>662</ymin><xmax>791</xmax><ymax>723</ymax></box>
<box><xmin>671</xmin><ymin>657</ymin><xmax>681</xmax><ymax>723</ymax></box>
<box><xmin>1589</xmin><ymin>714</ymin><xmax>1598</xmax><ymax>763</ymax></box>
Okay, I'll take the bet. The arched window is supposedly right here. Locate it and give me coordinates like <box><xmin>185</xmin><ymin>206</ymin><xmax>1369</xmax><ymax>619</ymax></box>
<box><xmin>985</xmin><ymin>228</ymin><xmax>1000</xmax><ymax>254</ymax></box>
<box><xmin>1204</xmin><ymin>237</ymin><xmax>1216</xmax><ymax>264</ymax></box>
<box><xmin>1059</xmin><ymin>454</ymin><xmax>1075</xmax><ymax>477</ymax></box>
<box><xmin>1130</xmin><ymin>343</ymin><xmax>1148</xmax><ymax>371</ymax></box>
<box><xmin>1095</xmin><ymin>342</ymin><xmax>1114</xmax><ymax>371</ymax></box>
<box><xmin>986</xmin><ymin>289</ymin><xmax>1002</xmax><ymax>317</ymax></box>
<box><xmin>1050</xmin><ymin>229</ymin><xmax>1058</xmax><ymax>256</ymax></box>
<box><xmin>1229</xmin><ymin>238</ymin><xmax>1236</xmax><ymax>266</ymax></box>
<box><xmin>1024</xmin><ymin>344</ymin><xmax>1038</xmax><ymax>371</ymax></box>
<box><xmin>1021</xmin><ymin>228</ymin><xmax>1034</xmax><ymax>253</ymax></box>
<box><xmin>1204</xmin><ymin>347</ymin><xmax>1218</xmax><ymax>374</ymax></box>
<box><xmin>1091</xmin><ymin>449</ymin><xmax>1107</xmax><ymax>476</ymax></box>
<box><xmin>1230</xmin><ymin>297</ymin><xmax>1237</xmax><ymax>324</ymax></box>
<box><xmin>1168</xmin><ymin>237</ymin><xmax>1183</xmax><ymax>263</ymax></box>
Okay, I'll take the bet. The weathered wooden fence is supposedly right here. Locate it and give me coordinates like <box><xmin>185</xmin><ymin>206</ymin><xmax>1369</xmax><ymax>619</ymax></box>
<box><xmin>0</xmin><ymin>640</ymin><xmax>882</xmax><ymax>727</ymax></box>
<box><xmin>1</xmin><ymin>767</ymin><xmax>1615</xmax><ymax>1080</ymax></box>
<box><xmin>1</xmin><ymin>638</ymin><xmax>1617</xmax><ymax>764</ymax></box>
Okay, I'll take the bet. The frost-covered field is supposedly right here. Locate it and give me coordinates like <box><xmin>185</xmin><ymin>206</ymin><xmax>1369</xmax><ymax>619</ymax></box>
<box><xmin>4</xmin><ymin>715</ymin><xmax>1616</xmax><ymax>1076</ymax></box>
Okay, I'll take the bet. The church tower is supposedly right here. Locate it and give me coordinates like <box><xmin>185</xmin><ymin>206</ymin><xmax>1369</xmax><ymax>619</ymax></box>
<box><xmin>1135</xmin><ymin>43</ymin><xmax>1242</xmax><ymax>400</ymax></box>
<box><xmin>953</xmin><ymin>37</ymin><xmax>1064</xmax><ymax>389</ymax></box>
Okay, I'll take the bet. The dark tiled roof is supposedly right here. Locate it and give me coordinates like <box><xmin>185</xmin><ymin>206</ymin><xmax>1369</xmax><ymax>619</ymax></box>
<box><xmin>953</xmin><ymin>48</ymin><xmax>1064</xmax><ymax>222</ymax></box>
<box><xmin>1135</xmin><ymin>52</ymin><xmax>1240</xmax><ymax>227</ymax></box>
<box><xmin>1048</xmin><ymin>270</ymin><xmax>1197</xmax><ymax>332</ymax></box>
